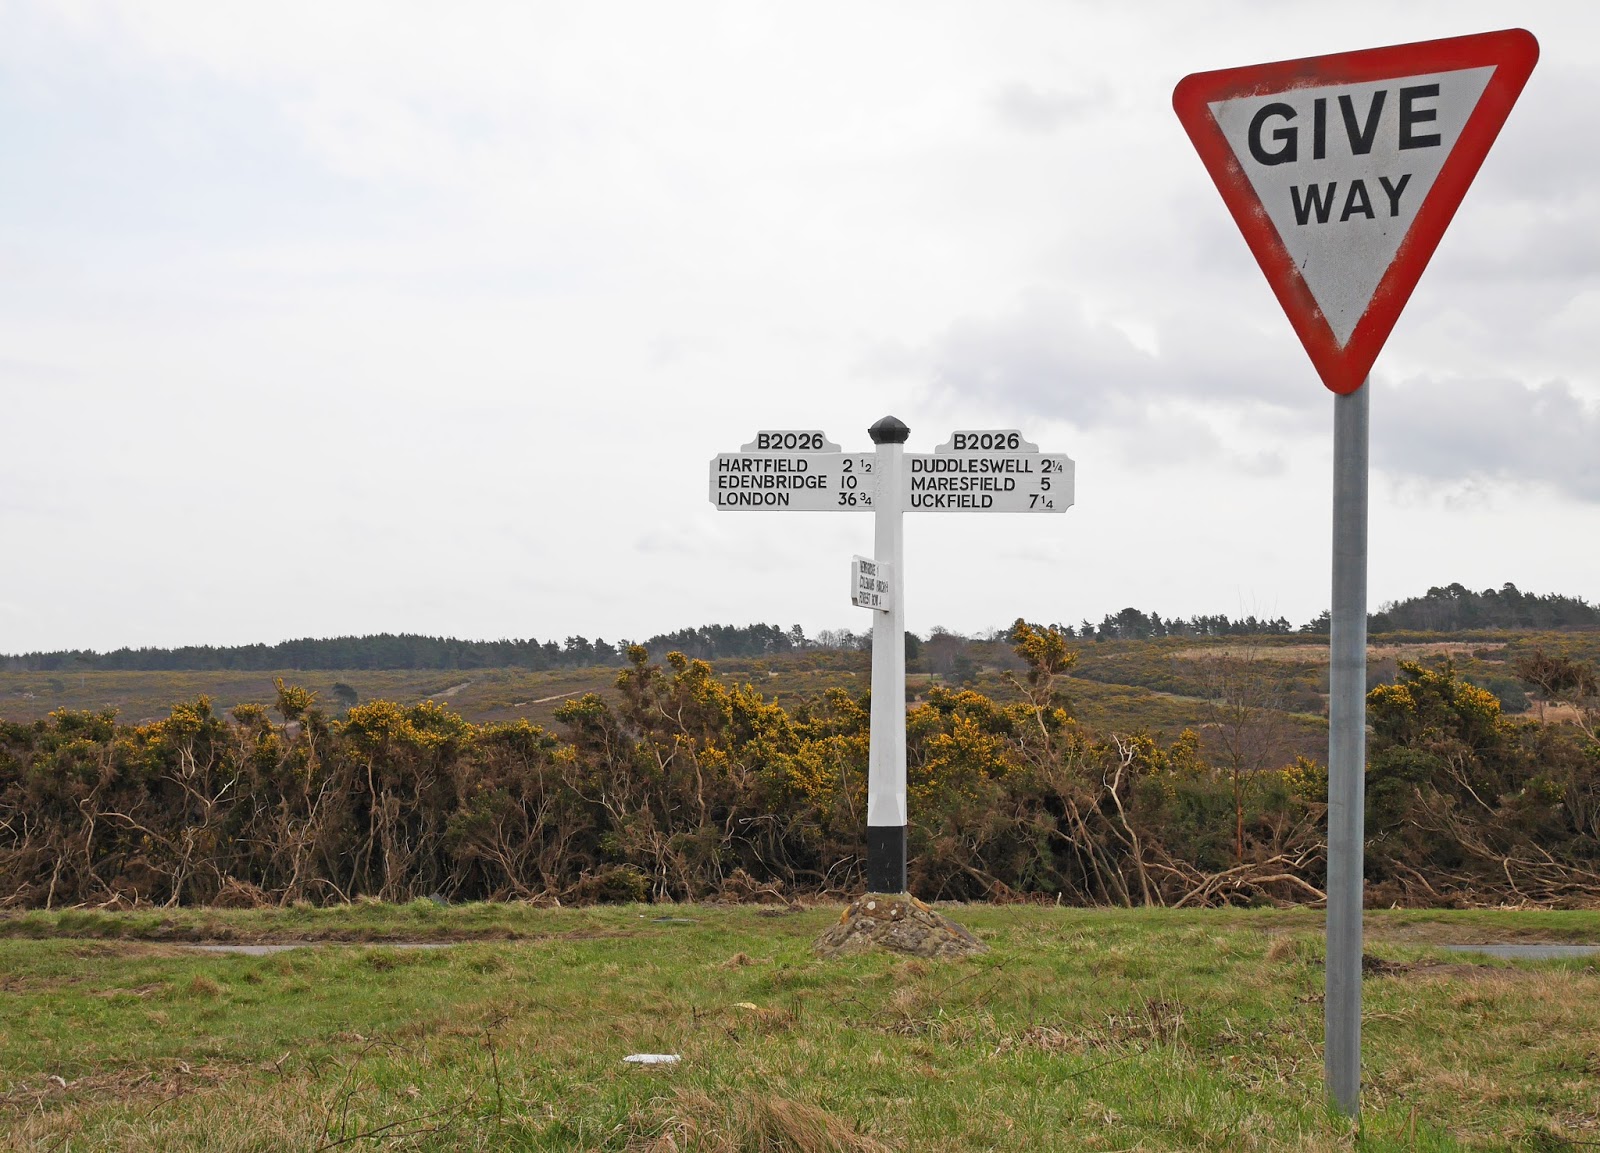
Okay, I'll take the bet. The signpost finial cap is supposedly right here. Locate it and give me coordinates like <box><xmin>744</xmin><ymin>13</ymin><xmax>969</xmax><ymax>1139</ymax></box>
<box><xmin>867</xmin><ymin>416</ymin><xmax>910</xmax><ymax>445</ymax></box>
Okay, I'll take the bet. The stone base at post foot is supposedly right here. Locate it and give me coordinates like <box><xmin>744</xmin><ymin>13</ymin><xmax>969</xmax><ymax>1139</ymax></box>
<box><xmin>813</xmin><ymin>893</ymin><xmax>987</xmax><ymax>959</ymax></box>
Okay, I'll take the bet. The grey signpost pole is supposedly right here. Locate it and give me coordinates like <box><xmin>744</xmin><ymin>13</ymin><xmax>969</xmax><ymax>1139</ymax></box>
<box><xmin>1325</xmin><ymin>380</ymin><xmax>1369</xmax><ymax>1116</ymax></box>
<box><xmin>865</xmin><ymin>416</ymin><xmax>909</xmax><ymax>894</ymax></box>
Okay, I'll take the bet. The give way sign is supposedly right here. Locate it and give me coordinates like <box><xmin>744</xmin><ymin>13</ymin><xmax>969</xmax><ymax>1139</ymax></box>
<box><xmin>1173</xmin><ymin>29</ymin><xmax>1538</xmax><ymax>394</ymax></box>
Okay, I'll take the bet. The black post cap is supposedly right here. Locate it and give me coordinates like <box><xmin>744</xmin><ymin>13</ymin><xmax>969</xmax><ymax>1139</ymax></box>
<box><xmin>867</xmin><ymin>416</ymin><xmax>910</xmax><ymax>444</ymax></box>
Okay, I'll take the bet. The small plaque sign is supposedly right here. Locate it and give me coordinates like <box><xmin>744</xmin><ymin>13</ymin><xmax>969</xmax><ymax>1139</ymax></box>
<box><xmin>850</xmin><ymin>555</ymin><xmax>892</xmax><ymax>612</ymax></box>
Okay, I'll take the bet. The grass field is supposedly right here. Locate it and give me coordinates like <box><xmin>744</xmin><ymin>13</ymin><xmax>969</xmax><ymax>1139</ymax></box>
<box><xmin>3</xmin><ymin>903</ymin><xmax>1598</xmax><ymax>1151</ymax></box>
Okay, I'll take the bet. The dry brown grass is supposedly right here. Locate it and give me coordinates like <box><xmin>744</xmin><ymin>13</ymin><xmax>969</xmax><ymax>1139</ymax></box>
<box><xmin>993</xmin><ymin>997</ymin><xmax>1187</xmax><ymax>1059</ymax></box>
<box><xmin>1263</xmin><ymin>935</ymin><xmax>1300</xmax><ymax>963</ymax></box>
<box><xmin>185</xmin><ymin>973</ymin><xmax>222</xmax><ymax>998</ymax></box>
<box><xmin>0</xmin><ymin>1062</ymin><xmax>275</xmax><ymax>1152</ymax></box>
<box><xmin>631</xmin><ymin>1089</ymin><xmax>898</xmax><ymax>1153</ymax></box>
<box><xmin>993</xmin><ymin>1023</ymin><xmax>1085</xmax><ymax>1056</ymax></box>
<box><xmin>1530</xmin><ymin>701</ymin><xmax>1586</xmax><ymax>724</ymax></box>
<box><xmin>1169</xmin><ymin>641</ymin><xmax>1501</xmax><ymax>664</ymax></box>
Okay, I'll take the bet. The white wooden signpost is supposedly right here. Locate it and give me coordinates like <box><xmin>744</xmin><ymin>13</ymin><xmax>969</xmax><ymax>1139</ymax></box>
<box><xmin>709</xmin><ymin>417</ymin><xmax>1074</xmax><ymax>892</ymax></box>
<box><xmin>1174</xmin><ymin>28</ymin><xmax>1538</xmax><ymax>1117</ymax></box>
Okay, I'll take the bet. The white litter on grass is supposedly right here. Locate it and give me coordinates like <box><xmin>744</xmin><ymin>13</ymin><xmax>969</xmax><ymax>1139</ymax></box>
<box><xmin>623</xmin><ymin>1054</ymin><xmax>681</xmax><ymax>1065</ymax></box>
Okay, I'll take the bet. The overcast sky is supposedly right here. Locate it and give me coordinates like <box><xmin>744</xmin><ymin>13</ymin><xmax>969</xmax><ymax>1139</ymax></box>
<box><xmin>2</xmin><ymin>1</ymin><xmax>1596</xmax><ymax>653</ymax></box>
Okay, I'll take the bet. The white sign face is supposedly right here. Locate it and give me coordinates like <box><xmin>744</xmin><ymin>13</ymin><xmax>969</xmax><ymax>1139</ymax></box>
<box><xmin>1208</xmin><ymin>69</ymin><xmax>1491</xmax><ymax>346</ymax></box>
<box><xmin>850</xmin><ymin>555</ymin><xmax>892</xmax><ymax>611</ymax></box>
<box><xmin>1174</xmin><ymin>31</ymin><xmax>1538</xmax><ymax>396</ymax></box>
<box><xmin>709</xmin><ymin>452</ymin><xmax>877</xmax><ymax>510</ymax></box>
<box><xmin>902</xmin><ymin>451</ymin><xmax>1073</xmax><ymax>513</ymax></box>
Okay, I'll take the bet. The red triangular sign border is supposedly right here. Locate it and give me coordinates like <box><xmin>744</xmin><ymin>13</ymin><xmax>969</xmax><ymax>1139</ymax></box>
<box><xmin>1172</xmin><ymin>29</ymin><xmax>1538</xmax><ymax>395</ymax></box>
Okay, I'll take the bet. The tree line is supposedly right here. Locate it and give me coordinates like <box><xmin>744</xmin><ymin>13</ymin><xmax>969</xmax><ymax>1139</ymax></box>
<box><xmin>1369</xmin><ymin>582</ymin><xmax>1600</xmax><ymax>633</ymax></box>
<box><xmin>3</xmin><ymin>624</ymin><xmax>1596</xmax><ymax>910</ymax></box>
<box><xmin>0</xmin><ymin>624</ymin><xmax>808</xmax><ymax>674</ymax></box>
<box><xmin>4</xmin><ymin>582</ymin><xmax>1594</xmax><ymax>675</ymax></box>
<box><xmin>1063</xmin><ymin>583</ymin><xmax>1598</xmax><ymax>640</ymax></box>
<box><xmin>1062</xmin><ymin>610</ymin><xmax>1298</xmax><ymax>640</ymax></box>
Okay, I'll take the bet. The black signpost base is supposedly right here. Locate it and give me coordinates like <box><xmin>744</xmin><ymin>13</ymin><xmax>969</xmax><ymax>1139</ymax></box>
<box><xmin>866</xmin><ymin>825</ymin><xmax>906</xmax><ymax>893</ymax></box>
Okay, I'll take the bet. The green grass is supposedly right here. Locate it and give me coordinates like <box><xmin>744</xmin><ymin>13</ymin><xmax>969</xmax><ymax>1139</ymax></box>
<box><xmin>3</xmin><ymin>904</ymin><xmax>1598</xmax><ymax>1150</ymax></box>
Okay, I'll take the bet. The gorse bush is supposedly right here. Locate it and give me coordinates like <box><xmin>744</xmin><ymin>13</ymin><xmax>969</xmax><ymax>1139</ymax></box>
<box><xmin>2</xmin><ymin>627</ymin><xmax>1596</xmax><ymax>909</ymax></box>
<box><xmin>1365</xmin><ymin>658</ymin><xmax>1600</xmax><ymax>904</ymax></box>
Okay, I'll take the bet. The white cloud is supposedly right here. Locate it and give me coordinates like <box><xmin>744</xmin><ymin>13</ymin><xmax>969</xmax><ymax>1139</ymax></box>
<box><xmin>991</xmin><ymin>82</ymin><xmax>1111</xmax><ymax>134</ymax></box>
<box><xmin>1</xmin><ymin>0</ymin><xmax>1597</xmax><ymax>651</ymax></box>
<box><xmin>1377</xmin><ymin>375</ymin><xmax>1600</xmax><ymax>500</ymax></box>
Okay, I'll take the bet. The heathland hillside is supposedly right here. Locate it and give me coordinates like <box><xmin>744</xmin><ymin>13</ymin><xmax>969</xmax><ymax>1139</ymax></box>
<box><xmin>3</xmin><ymin>616</ymin><xmax>1596</xmax><ymax>736</ymax></box>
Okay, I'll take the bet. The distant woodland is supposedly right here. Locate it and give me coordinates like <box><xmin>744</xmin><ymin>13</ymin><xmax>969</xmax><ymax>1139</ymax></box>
<box><xmin>4</xmin><ymin>582</ymin><xmax>1595</xmax><ymax>673</ymax></box>
<box><xmin>1</xmin><ymin>623</ymin><xmax>806</xmax><ymax>673</ymax></box>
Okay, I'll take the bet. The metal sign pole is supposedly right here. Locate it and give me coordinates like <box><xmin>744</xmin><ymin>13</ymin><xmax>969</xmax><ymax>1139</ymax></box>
<box><xmin>865</xmin><ymin>416</ymin><xmax>909</xmax><ymax>893</ymax></box>
<box><xmin>1174</xmin><ymin>31</ymin><xmax>1537</xmax><ymax>1120</ymax></box>
<box><xmin>1325</xmin><ymin>379</ymin><xmax>1369</xmax><ymax>1116</ymax></box>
